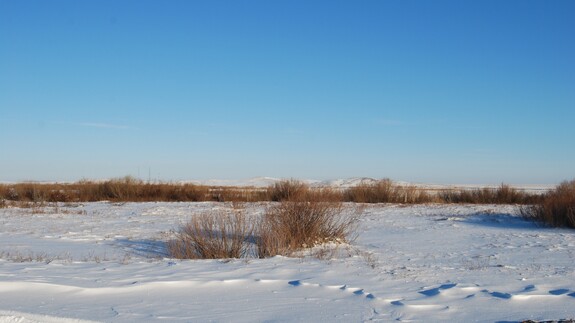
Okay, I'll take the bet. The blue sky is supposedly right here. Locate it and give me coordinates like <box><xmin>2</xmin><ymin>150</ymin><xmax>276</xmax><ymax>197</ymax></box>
<box><xmin>1</xmin><ymin>0</ymin><xmax>574</xmax><ymax>184</ymax></box>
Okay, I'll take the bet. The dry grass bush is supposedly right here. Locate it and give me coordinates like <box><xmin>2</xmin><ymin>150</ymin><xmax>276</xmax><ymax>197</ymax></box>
<box><xmin>106</xmin><ymin>176</ymin><xmax>145</xmax><ymax>200</ymax></box>
<box><xmin>257</xmin><ymin>201</ymin><xmax>358</xmax><ymax>258</ymax></box>
<box><xmin>344</xmin><ymin>179</ymin><xmax>431</xmax><ymax>203</ymax></box>
<box><xmin>522</xmin><ymin>179</ymin><xmax>575</xmax><ymax>228</ymax></box>
<box><xmin>266</xmin><ymin>179</ymin><xmax>343</xmax><ymax>202</ymax></box>
<box><xmin>18</xmin><ymin>183</ymin><xmax>47</xmax><ymax>202</ymax></box>
<box><xmin>396</xmin><ymin>185</ymin><xmax>433</xmax><ymax>203</ymax></box>
<box><xmin>128</xmin><ymin>182</ymin><xmax>209</xmax><ymax>202</ymax></box>
<box><xmin>135</xmin><ymin>177</ymin><xmax>203</xmax><ymax>201</ymax></box>
<box><xmin>267</xmin><ymin>179</ymin><xmax>310</xmax><ymax>201</ymax></box>
<box><xmin>207</xmin><ymin>187</ymin><xmax>269</xmax><ymax>202</ymax></box>
<box><xmin>438</xmin><ymin>184</ymin><xmax>541</xmax><ymax>204</ymax></box>
<box><xmin>304</xmin><ymin>187</ymin><xmax>344</xmax><ymax>202</ymax></box>
<box><xmin>167</xmin><ymin>209</ymin><xmax>255</xmax><ymax>259</ymax></box>
<box><xmin>439</xmin><ymin>188</ymin><xmax>490</xmax><ymax>204</ymax></box>
<box><xmin>344</xmin><ymin>179</ymin><xmax>394</xmax><ymax>203</ymax></box>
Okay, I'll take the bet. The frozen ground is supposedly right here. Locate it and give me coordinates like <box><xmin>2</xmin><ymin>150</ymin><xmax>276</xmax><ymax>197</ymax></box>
<box><xmin>1</xmin><ymin>202</ymin><xmax>574</xmax><ymax>322</ymax></box>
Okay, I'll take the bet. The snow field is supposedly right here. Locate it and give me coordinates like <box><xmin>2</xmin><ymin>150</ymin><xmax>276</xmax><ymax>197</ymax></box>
<box><xmin>1</xmin><ymin>202</ymin><xmax>574</xmax><ymax>322</ymax></box>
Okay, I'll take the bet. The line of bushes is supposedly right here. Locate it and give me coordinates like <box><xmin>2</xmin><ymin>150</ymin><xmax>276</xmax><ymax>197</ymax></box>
<box><xmin>437</xmin><ymin>184</ymin><xmax>542</xmax><ymax>204</ymax></box>
<box><xmin>0</xmin><ymin>176</ymin><xmax>545</xmax><ymax>205</ymax></box>
<box><xmin>0</xmin><ymin>176</ymin><xmax>268</xmax><ymax>203</ymax></box>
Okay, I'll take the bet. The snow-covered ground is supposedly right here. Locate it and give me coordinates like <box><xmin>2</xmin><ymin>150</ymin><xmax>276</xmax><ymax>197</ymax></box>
<box><xmin>1</xmin><ymin>202</ymin><xmax>574</xmax><ymax>322</ymax></box>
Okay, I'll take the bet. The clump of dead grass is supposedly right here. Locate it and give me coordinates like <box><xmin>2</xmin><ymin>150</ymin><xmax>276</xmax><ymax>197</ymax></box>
<box><xmin>267</xmin><ymin>179</ymin><xmax>310</xmax><ymax>201</ymax></box>
<box><xmin>167</xmin><ymin>209</ymin><xmax>255</xmax><ymax>259</ymax></box>
<box><xmin>522</xmin><ymin>179</ymin><xmax>575</xmax><ymax>228</ymax></box>
<box><xmin>344</xmin><ymin>179</ymin><xmax>431</xmax><ymax>203</ymax></box>
<box><xmin>257</xmin><ymin>200</ymin><xmax>358</xmax><ymax>258</ymax></box>
<box><xmin>439</xmin><ymin>184</ymin><xmax>540</xmax><ymax>204</ymax></box>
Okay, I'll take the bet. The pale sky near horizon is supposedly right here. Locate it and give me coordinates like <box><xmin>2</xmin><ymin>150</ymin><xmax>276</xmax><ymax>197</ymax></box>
<box><xmin>1</xmin><ymin>0</ymin><xmax>574</xmax><ymax>184</ymax></box>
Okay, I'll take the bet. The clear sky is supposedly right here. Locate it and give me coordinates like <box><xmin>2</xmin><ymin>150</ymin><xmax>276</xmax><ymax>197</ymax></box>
<box><xmin>1</xmin><ymin>0</ymin><xmax>574</xmax><ymax>184</ymax></box>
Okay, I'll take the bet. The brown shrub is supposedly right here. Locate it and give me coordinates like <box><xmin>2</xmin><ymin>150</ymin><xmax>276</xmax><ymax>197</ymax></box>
<box><xmin>165</xmin><ymin>184</ymin><xmax>208</xmax><ymax>201</ymax></box>
<box><xmin>47</xmin><ymin>189</ymin><xmax>72</xmax><ymax>202</ymax></box>
<box><xmin>206</xmin><ymin>187</ymin><xmax>264</xmax><ymax>202</ymax></box>
<box><xmin>522</xmin><ymin>179</ymin><xmax>575</xmax><ymax>228</ymax></box>
<box><xmin>98</xmin><ymin>176</ymin><xmax>142</xmax><ymax>200</ymax></box>
<box><xmin>344</xmin><ymin>179</ymin><xmax>431</xmax><ymax>203</ymax></box>
<box><xmin>267</xmin><ymin>179</ymin><xmax>309</xmax><ymax>201</ymax></box>
<box><xmin>257</xmin><ymin>201</ymin><xmax>358</xmax><ymax>258</ymax></box>
<box><xmin>167</xmin><ymin>209</ymin><xmax>255</xmax><ymax>259</ymax></box>
<box><xmin>304</xmin><ymin>187</ymin><xmax>344</xmax><ymax>203</ymax></box>
<box><xmin>438</xmin><ymin>184</ymin><xmax>541</xmax><ymax>204</ymax></box>
<box><xmin>344</xmin><ymin>179</ymin><xmax>394</xmax><ymax>203</ymax></box>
